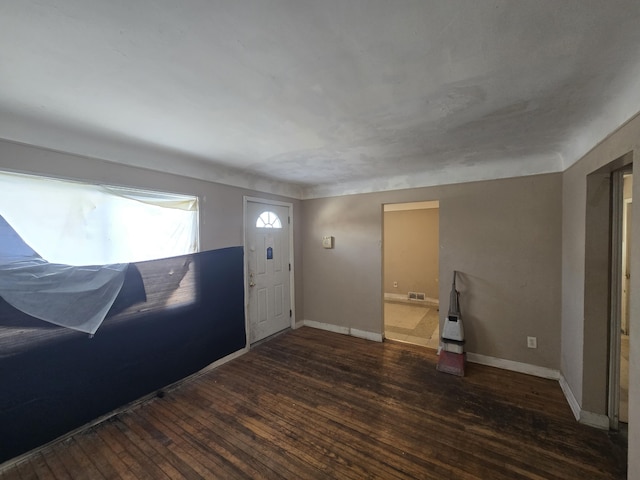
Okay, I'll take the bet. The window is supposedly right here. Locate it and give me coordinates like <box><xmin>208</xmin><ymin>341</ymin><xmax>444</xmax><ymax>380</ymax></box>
<box><xmin>0</xmin><ymin>171</ymin><xmax>199</xmax><ymax>265</ymax></box>
<box><xmin>256</xmin><ymin>211</ymin><xmax>282</xmax><ymax>229</ymax></box>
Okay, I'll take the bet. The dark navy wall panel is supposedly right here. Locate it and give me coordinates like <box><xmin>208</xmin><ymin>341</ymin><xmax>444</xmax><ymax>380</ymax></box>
<box><xmin>0</xmin><ymin>246</ymin><xmax>245</xmax><ymax>463</ymax></box>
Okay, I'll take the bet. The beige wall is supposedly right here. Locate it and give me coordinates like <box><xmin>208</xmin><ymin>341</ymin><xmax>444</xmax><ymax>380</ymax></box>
<box><xmin>384</xmin><ymin>208</ymin><xmax>439</xmax><ymax>300</ymax></box>
<box><xmin>562</xmin><ymin>113</ymin><xmax>640</xmax><ymax>478</ymax></box>
<box><xmin>0</xmin><ymin>139</ymin><xmax>304</xmax><ymax>323</ymax></box>
<box><xmin>302</xmin><ymin>173</ymin><xmax>562</xmax><ymax>369</ymax></box>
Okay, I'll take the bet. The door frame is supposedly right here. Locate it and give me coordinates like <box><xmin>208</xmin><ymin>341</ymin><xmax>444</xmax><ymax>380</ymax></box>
<box><xmin>381</xmin><ymin>200</ymin><xmax>441</xmax><ymax>347</ymax></box>
<box><xmin>243</xmin><ymin>196</ymin><xmax>295</xmax><ymax>347</ymax></box>
<box><xmin>607</xmin><ymin>166</ymin><xmax>632</xmax><ymax>429</ymax></box>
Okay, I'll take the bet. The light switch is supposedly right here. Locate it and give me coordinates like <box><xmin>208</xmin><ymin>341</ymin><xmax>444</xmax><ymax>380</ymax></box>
<box><xmin>322</xmin><ymin>235</ymin><xmax>334</xmax><ymax>249</ymax></box>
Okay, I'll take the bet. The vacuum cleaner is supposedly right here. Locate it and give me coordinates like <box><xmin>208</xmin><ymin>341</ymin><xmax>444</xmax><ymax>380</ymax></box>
<box><xmin>442</xmin><ymin>271</ymin><xmax>464</xmax><ymax>345</ymax></box>
<box><xmin>437</xmin><ymin>271</ymin><xmax>466</xmax><ymax>376</ymax></box>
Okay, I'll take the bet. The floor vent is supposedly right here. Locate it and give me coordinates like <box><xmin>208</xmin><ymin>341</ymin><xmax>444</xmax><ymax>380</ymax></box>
<box><xmin>408</xmin><ymin>292</ymin><xmax>426</xmax><ymax>301</ymax></box>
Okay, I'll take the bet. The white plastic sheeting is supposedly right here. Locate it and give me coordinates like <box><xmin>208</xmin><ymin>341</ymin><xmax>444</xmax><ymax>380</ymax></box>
<box><xmin>0</xmin><ymin>257</ymin><xmax>127</xmax><ymax>335</ymax></box>
<box><xmin>0</xmin><ymin>171</ymin><xmax>198</xmax><ymax>266</ymax></box>
<box><xmin>0</xmin><ymin>170</ymin><xmax>199</xmax><ymax>334</ymax></box>
<box><xmin>0</xmin><ymin>213</ymin><xmax>127</xmax><ymax>334</ymax></box>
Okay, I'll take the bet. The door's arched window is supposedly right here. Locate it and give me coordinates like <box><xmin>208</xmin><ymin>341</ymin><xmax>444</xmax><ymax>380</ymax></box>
<box><xmin>256</xmin><ymin>211</ymin><xmax>282</xmax><ymax>229</ymax></box>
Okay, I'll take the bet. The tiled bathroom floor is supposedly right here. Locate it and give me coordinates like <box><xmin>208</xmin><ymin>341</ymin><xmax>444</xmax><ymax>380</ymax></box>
<box><xmin>384</xmin><ymin>301</ymin><xmax>440</xmax><ymax>349</ymax></box>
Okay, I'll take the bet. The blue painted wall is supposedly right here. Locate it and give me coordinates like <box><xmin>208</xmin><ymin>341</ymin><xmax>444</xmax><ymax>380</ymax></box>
<box><xmin>0</xmin><ymin>246</ymin><xmax>245</xmax><ymax>463</ymax></box>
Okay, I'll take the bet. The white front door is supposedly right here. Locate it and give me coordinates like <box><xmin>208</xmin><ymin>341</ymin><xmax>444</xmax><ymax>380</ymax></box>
<box><xmin>246</xmin><ymin>201</ymin><xmax>291</xmax><ymax>344</ymax></box>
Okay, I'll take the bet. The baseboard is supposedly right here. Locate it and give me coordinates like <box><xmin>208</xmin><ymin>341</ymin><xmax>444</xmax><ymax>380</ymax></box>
<box><xmin>384</xmin><ymin>293</ymin><xmax>408</xmax><ymax>302</ymax></box>
<box><xmin>384</xmin><ymin>293</ymin><xmax>439</xmax><ymax>306</ymax></box>
<box><xmin>466</xmin><ymin>352</ymin><xmax>560</xmax><ymax>380</ymax></box>
<box><xmin>558</xmin><ymin>374</ymin><xmax>610</xmax><ymax>429</ymax></box>
<box><xmin>294</xmin><ymin>320</ymin><xmax>305</xmax><ymax>329</ymax></box>
<box><xmin>559</xmin><ymin>374</ymin><xmax>581</xmax><ymax>421</ymax></box>
<box><xmin>0</xmin><ymin>346</ymin><xmax>249</xmax><ymax>473</ymax></box>
<box><xmin>350</xmin><ymin>328</ymin><xmax>383</xmax><ymax>342</ymax></box>
<box><xmin>303</xmin><ymin>320</ymin><xmax>349</xmax><ymax>335</ymax></box>
<box><xmin>579</xmin><ymin>410</ymin><xmax>610</xmax><ymax>429</ymax></box>
<box><xmin>302</xmin><ymin>320</ymin><xmax>382</xmax><ymax>342</ymax></box>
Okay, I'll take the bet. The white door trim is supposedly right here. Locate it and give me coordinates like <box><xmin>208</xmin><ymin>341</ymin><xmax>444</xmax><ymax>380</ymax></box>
<box><xmin>243</xmin><ymin>196</ymin><xmax>295</xmax><ymax>347</ymax></box>
<box><xmin>607</xmin><ymin>167</ymin><xmax>633</xmax><ymax>429</ymax></box>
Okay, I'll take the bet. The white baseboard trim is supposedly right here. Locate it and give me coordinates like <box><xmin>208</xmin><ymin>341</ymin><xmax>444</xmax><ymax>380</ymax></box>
<box><xmin>293</xmin><ymin>320</ymin><xmax>305</xmax><ymax>329</ymax></box>
<box><xmin>350</xmin><ymin>328</ymin><xmax>383</xmax><ymax>343</ymax></box>
<box><xmin>579</xmin><ymin>410</ymin><xmax>610</xmax><ymax>430</ymax></box>
<box><xmin>558</xmin><ymin>374</ymin><xmax>609</xmax><ymax>429</ymax></box>
<box><xmin>466</xmin><ymin>352</ymin><xmax>560</xmax><ymax>380</ymax></box>
<box><xmin>384</xmin><ymin>293</ymin><xmax>439</xmax><ymax>306</ymax></box>
<box><xmin>384</xmin><ymin>293</ymin><xmax>407</xmax><ymax>302</ymax></box>
<box><xmin>302</xmin><ymin>320</ymin><xmax>382</xmax><ymax>342</ymax></box>
<box><xmin>559</xmin><ymin>374</ymin><xmax>581</xmax><ymax>421</ymax></box>
<box><xmin>303</xmin><ymin>320</ymin><xmax>350</xmax><ymax>335</ymax></box>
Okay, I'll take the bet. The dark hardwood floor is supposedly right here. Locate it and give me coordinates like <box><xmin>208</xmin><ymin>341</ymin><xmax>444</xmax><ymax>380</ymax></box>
<box><xmin>1</xmin><ymin>327</ymin><xmax>627</xmax><ymax>479</ymax></box>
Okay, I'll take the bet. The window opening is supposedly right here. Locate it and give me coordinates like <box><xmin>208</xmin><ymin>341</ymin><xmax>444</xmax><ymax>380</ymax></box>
<box><xmin>0</xmin><ymin>170</ymin><xmax>199</xmax><ymax>265</ymax></box>
<box><xmin>256</xmin><ymin>211</ymin><xmax>282</xmax><ymax>229</ymax></box>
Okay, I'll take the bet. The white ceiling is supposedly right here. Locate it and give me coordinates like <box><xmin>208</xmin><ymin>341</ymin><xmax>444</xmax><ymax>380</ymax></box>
<box><xmin>1</xmin><ymin>1</ymin><xmax>640</xmax><ymax>199</ymax></box>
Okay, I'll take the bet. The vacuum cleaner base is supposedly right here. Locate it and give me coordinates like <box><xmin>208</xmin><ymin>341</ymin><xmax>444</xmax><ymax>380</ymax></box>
<box><xmin>436</xmin><ymin>350</ymin><xmax>465</xmax><ymax>376</ymax></box>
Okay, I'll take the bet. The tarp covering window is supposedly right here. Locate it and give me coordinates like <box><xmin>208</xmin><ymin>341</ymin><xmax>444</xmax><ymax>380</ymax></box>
<box><xmin>0</xmin><ymin>170</ymin><xmax>199</xmax><ymax>334</ymax></box>
<box><xmin>0</xmin><ymin>215</ymin><xmax>126</xmax><ymax>334</ymax></box>
<box><xmin>0</xmin><ymin>171</ymin><xmax>198</xmax><ymax>266</ymax></box>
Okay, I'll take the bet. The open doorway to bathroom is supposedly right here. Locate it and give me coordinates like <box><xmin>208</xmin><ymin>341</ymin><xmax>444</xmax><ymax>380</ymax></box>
<box><xmin>383</xmin><ymin>201</ymin><xmax>440</xmax><ymax>348</ymax></box>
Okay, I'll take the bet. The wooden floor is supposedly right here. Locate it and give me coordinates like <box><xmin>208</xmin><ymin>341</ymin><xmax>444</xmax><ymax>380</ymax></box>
<box><xmin>1</xmin><ymin>327</ymin><xmax>627</xmax><ymax>479</ymax></box>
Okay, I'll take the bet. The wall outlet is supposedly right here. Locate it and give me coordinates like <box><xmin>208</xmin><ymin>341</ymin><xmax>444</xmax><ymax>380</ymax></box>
<box><xmin>393</xmin><ymin>281</ymin><xmax>398</xmax><ymax>288</ymax></box>
<box><xmin>527</xmin><ymin>336</ymin><xmax>537</xmax><ymax>349</ymax></box>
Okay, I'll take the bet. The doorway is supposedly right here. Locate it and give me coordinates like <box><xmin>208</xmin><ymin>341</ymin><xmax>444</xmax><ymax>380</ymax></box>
<box><xmin>383</xmin><ymin>201</ymin><xmax>440</xmax><ymax>348</ymax></box>
<box><xmin>609</xmin><ymin>170</ymin><xmax>633</xmax><ymax>428</ymax></box>
<box><xmin>244</xmin><ymin>197</ymin><xmax>294</xmax><ymax>345</ymax></box>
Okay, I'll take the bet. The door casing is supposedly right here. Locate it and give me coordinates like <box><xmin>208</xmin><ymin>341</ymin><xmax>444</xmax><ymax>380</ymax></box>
<box><xmin>243</xmin><ymin>196</ymin><xmax>295</xmax><ymax>347</ymax></box>
<box><xmin>608</xmin><ymin>167</ymin><xmax>632</xmax><ymax>429</ymax></box>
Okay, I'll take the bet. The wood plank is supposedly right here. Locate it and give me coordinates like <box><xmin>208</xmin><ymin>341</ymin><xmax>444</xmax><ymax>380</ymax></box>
<box><xmin>24</xmin><ymin>454</ymin><xmax>54</xmax><ymax>480</ymax></box>
<box><xmin>153</xmin><ymin>396</ymin><xmax>292</xmax><ymax>479</ymax></box>
<box><xmin>64</xmin><ymin>437</ymin><xmax>106</xmax><ymax>480</ymax></box>
<box><xmin>143</xmin><ymin>404</ymin><xmax>246</xmax><ymax>479</ymax></box>
<box><xmin>111</xmin><ymin>414</ymin><xmax>185</xmax><ymax>480</ymax></box>
<box><xmin>40</xmin><ymin>447</ymin><xmax>72</xmax><ymax>480</ymax></box>
<box><xmin>189</xmin><ymin>381</ymin><xmax>371</xmax><ymax>480</ymax></box>
<box><xmin>127</xmin><ymin>409</ymin><xmax>220</xmax><ymax>480</ymax></box>
<box><xmin>118</xmin><ymin>410</ymin><xmax>204</xmax><ymax>480</ymax></box>
<box><xmin>51</xmin><ymin>439</ymin><xmax>92</xmax><ymax>480</ymax></box>
<box><xmin>76</xmin><ymin>429</ymin><xmax>135</xmax><ymax>480</ymax></box>
<box><xmin>0</xmin><ymin>327</ymin><xmax>627</xmax><ymax>479</ymax></box>
<box><xmin>13</xmin><ymin>461</ymin><xmax>36</xmax><ymax>480</ymax></box>
<box><xmin>214</xmin><ymin>347</ymin><xmax>506</xmax><ymax>479</ymax></box>
<box><xmin>95</xmin><ymin>422</ymin><xmax>158</xmax><ymax>480</ymax></box>
<box><xmin>251</xmin><ymin>336</ymin><xmax>585</xmax><ymax>477</ymax></box>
